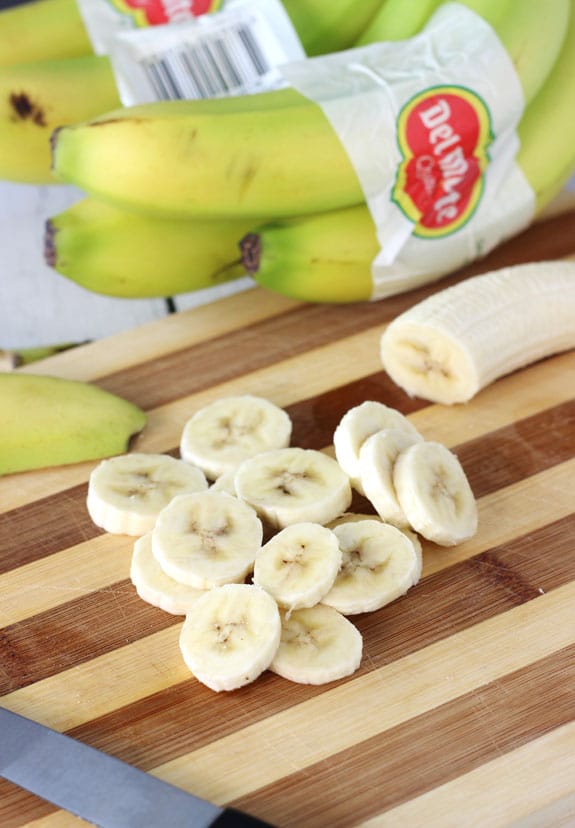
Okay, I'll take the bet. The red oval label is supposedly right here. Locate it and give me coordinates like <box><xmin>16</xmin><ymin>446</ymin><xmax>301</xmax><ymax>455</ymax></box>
<box><xmin>392</xmin><ymin>86</ymin><xmax>492</xmax><ymax>238</ymax></box>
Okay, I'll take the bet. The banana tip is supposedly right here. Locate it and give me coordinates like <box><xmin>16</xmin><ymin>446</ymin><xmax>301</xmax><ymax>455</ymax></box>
<box><xmin>239</xmin><ymin>232</ymin><xmax>261</xmax><ymax>275</ymax></box>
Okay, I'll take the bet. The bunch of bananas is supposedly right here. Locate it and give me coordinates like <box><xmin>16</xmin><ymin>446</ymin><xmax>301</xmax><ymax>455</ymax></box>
<box><xmin>4</xmin><ymin>0</ymin><xmax>575</xmax><ymax>303</ymax></box>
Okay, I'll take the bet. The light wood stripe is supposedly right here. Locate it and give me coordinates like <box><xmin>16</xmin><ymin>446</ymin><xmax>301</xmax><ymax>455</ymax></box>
<box><xmin>1</xmin><ymin>458</ymin><xmax>572</xmax><ymax>629</ymax></box>
<box><xmin>361</xmin><ymin>721</ymin><xmax>575</xmax><ymax>828</ymax></box>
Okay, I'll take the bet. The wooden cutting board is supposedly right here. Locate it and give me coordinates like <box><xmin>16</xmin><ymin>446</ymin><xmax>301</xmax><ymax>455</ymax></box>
<box><xmin>1</xmin><ymin>209</ymin><xmax>575</xmax><ymax>828</ymax></box>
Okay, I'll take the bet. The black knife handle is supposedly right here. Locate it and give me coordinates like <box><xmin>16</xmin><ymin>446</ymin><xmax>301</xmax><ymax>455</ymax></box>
<box><xmin>213</xmin><ymin>808</ymin><xmax>275</xmax><ymax>827</ymax></box>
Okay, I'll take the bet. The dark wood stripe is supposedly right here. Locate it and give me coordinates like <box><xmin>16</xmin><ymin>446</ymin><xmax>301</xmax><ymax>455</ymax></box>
<box><xmin>231</xmin><ymin>643</ymin><xmax>575</xmax><ymax>827</ymax></box>
<box><xmin>1</xmin><ymin>397</ymin><xmax>571</xmax><ymax>575</ymax></box>
<box><xmin>289</xmin><ymin>371</ymin><xmax>427</xmax><ymax>450</ymax></box>
<box><xmin>457</xmin><ymin>398</ymin><xmax>575</xmax><ymax>498</ymax></box>
<box><xmin>0</xmin><ymin>483</ymin><xmax>94</xmax><ymax>575</ymax></box>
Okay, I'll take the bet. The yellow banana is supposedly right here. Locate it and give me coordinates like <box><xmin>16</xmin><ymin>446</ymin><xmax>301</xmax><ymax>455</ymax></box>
<box><xmin>242</xmin><ymin>0</ymin><xmax>575</xmax><ymax>303</ymax></box>
<box><xmin>45</xmin><ymin>197</ymin><xmax>249</xmax><ymax>298</ymax></box>
<box><xmin>0</xmin><ymin>0</ymin><xmax>387</xmax><ymax>184</ymax></box>
<box><xmin>0</xmin><ymin>0</ymin><xmax>93</xmax><ymax>67</ymax></box>
<box><xmin>51</xmin><ymin>0</ymin><xmax>568</xmax><ymax>218</ymax></box>
<box><xmin>0</xmin><ymin>54</ymin><xmax>121</xmax><ymax>184</ymax></box>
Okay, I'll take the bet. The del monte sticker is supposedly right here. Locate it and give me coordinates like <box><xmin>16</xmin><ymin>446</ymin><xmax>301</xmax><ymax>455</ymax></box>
<box><xmin>107</xmin><ymin>0</ymin><xmax>222</xmax><ymax>26</ymax></box>
<box><xmin>393</xmin><ymin>85</ymin><xmax>493</xmax><ymax>238</ymax></box>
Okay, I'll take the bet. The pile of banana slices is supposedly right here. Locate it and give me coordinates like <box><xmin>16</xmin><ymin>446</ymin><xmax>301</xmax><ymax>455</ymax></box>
<box><xmin>87</xmin><ymin>394</ymin><xmax>477</xmax><ymax>692</ymax></box>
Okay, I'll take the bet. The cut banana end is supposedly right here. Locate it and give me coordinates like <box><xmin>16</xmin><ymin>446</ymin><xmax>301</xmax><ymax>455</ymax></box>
<box><xmin>270</xmin><ymin>604</ymin><xmax>363</xmax><ymax>686</ymax></box>
<box><xmin>358</xmin><ymin>428</ymin><xmax>423</xmax><ymax>527</ymax></box>
<box><xmin>179</xmin><ymin>583</ymin><xmax>281</xmax><ymax>692</ymax></box>
<box><xmin>130</xmin><ymin>533</ymin><xmax>207</xmax><ymax>615</ymax></box>
<box><xmin>322</xmin><ymin>520</ymin><xmax>421</xmax><ymax>615</ymax></box>
<box><xmin>333</xmin><ymin>400</ymin><xmax>422</xmax><ymax>492</ymax></box>
<box><xmin>235</xmin><ymin>447</ymin><xmax>352</xmax><ymax>529</ymax></box>
<box><xmin>253</xmin><ymin>522</ymin><xmax>342</xmax><ymax>611</ymax></box>
<box><xmin>180</xmin><ymin>395</ymin><xmax>292</xmax><ymax>480</ymax></box>
<box><xmin>87</xmin><ymin>453</ymin><xmax>208</xmax><ymax>536</ymax></box>
<box><xmin>152</xmin><ymin>491</ymin><xmax>263</xmax><ymax>588</ymax></box>
<box><xmin>393</xmin><ymin>441</ymin><xmax>477</xmax><ymax>546</ymax></box>
<box><xmin>380</xmin><ymin>261</ymin><xmax>575</xmax><ymax>404</ymax></box>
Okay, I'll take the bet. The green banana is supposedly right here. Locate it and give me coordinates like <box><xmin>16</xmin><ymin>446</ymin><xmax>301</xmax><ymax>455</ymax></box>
<box><xmin>281</xmin><ymin>0</ymin><xmax>387</xmax><ymax>56</ymax></box>
<box><xmin>51</xmin><ymin>0</ymin><xmax>569</xmax><ymax>219</ymax></box>
<box><xmin>357</xmin><ymin>0</ymin><xmax>443</xmax><ymax>44</ymax></box>
<box><xmin>0</xmin><ymin>0</ymin><xmax>93</xmax><ymax>67</ymax></box>
<box><xmin>45</xmin><ymin>197</ymin><xmax>249</xmax><ymax>298</ymax></box>
<box><xmin>0</xmin><ymin>372</ymin><xmax>146</xmax><ymax>476</ymax></box>
<box><xmin>242</xmin><ymin>0</ymin><xmax>575</xmax><ymax>303</ymax></box>
<box><xmin>0</xmin><ymin>54</ymin><xmax>121</xmax><ymax>184</ymax></box>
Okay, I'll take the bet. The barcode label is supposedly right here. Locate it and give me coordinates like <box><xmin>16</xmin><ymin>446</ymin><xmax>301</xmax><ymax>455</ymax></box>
<box><xmin>141</xmin><ymin>21</ymin><xmax>272</xmax><ymax>99</ymax></box>
<box><xmin>109</xmin><ymin>0</ymin><xmax>305</xmax><ymax>105</ymax></box>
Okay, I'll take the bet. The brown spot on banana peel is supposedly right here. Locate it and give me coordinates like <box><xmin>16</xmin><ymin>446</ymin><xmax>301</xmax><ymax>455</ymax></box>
<box><xmin>9</xmin><ymin>92</ymin><xmax>46</xmax><ymax>126</ymax></box>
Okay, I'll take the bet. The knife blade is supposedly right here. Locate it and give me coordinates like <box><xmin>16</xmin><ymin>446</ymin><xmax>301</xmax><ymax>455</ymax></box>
<box><xmin>0</xmin><ymin>707</ymin><xmax>273</xmax><ymax>827</ymax></box>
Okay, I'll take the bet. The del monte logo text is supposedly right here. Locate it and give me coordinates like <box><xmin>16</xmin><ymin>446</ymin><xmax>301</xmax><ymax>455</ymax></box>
<box><xmin>107</xmin><ymin>0</ymin><xmax>221</xmax><ymax>26</ymax></box>
<box><xmin>393</xmin><ymin>85</ymin><xmax>493</xmax><ymax>238</ymax></box>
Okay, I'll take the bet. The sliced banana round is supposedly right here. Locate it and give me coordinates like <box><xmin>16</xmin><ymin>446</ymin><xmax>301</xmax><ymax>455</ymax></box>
<box><xmin>253</xmin><ymin>522</ymin><xmax>341</xmax><ymax>611</ymax></box>
<box><xmin>322</xmin><ymin>520</ymin><xmax>421</xmax><ymax>615</ymax></box>
<box><xmin>152</xmin><ymin>491</ymin><xmax>263</xmax><ymax>588</ymax></box>
<box><xmin>180</xmin><ymin>395</ymin><xmax>292</xmax><ymax>480</ymax></box>
<box><xmin>235</xmin><ymin>447</ymin><xmax>352</xmax><ymax>529</ymax></box>
<box><xmin>333</xmin><ymin>400</ymin><xmax>422</xmax><ymax>493</ymax></box>
<box><xmin>270</xmin><ymin>604</ymin><xmax>363</xmax><ymax>685</ymax></box>
<box><xmin>393</xmin><ymin>441</ymin><xmax>478</xmax><ymax>546</ymax></box>
<box><xmin>209</xmin><ymin>469</ymin><xmax>237</xmax><ymax>496</ymax></box>
<box><xmin>130</xmin><ymin>533</ymin><xmax>207</xmax><ymax>615</ymax></box>
<box><xmin>87</xmin><ymin>452</ymin><xmax>208</xmax><ymax>536</ymax></box>
<box><xmin>179</xmin><ymin>583</ymin><xmax>281</xmax><ymax>692</ymax></box>
<box><xmin>358</xmin><ymin>428</ymin><xmax>423</xmax><ymax>527</ymax></box>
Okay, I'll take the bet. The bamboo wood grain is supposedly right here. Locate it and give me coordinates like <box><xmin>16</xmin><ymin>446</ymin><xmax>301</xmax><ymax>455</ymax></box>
<box><xmin>1</xmin><ymin>208</ymin><xmax>574</xmax><ymax>827</ymax></box>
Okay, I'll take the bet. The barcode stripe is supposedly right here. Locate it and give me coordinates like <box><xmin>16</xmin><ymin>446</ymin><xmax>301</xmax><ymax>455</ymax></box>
<box><xmin>137</xmin><ymin>19</ymin><xmax>273</xmax><ymax>101</ymax></box>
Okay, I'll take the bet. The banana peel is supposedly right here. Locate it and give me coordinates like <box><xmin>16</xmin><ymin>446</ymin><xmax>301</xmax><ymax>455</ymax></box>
<box><xmin>0</xmin><ymin>372</ymin><xmax>146</xmax><ymax>475</ymax></box>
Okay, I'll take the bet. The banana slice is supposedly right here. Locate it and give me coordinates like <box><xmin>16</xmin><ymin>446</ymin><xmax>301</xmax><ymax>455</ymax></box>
<box><xmin>179</xmin><ymin>583</ymin><xmax>281</xmax><ymax>692</ymax></box>
<box><xmin>321</xmin><ymin>519</ymin><xmax>421</xmax><ymax>615</ymax></box>
<box><xmin>358</xmin><ymin>428</ymin><xmax>423</xmax><ymax>527</ymax></box>
<box><xmin>130</xmin><ymin>533</ymin><xmax>207</xmax><ymax>615</ymax></box>
<box><xmin>333</xmin><ymin>400</ymin><xmax>422</xmax><ymax>492</ymax></box>
<box><xmin>253</xmin><ymin>522</ymin><xmax>341</xmax><ymax>611</ymax></box>
<box><xmin>209</xmin><ymin>469</ymin><xmax>237</xmax><ymax>496</ymax></box>
<box><xmin>270</xmin><ymin>604</ymin><xmax>363</xmax><ymax>685</ymax></box>
<box><xmin>180</xmin><ymin>395</ymin><xmax>292</xmax><ymax>480</ymax></box>
<box><xmin>380</xmin><ymin>261</ymin><xmax>575</xmax><ymax>404</ymax></box>
<box><xmin>87</xmin><ymin>452</ymin><xmax>208</xmax><ymax>536</ymax></box>
<box><xmin>235</xmin><ymin>447</ymin><xmax>352</xmax><ymax>528</ymax></box>
<box><xmin>392</xmin><ymin>441</ymin><xmax>478</xmax><ymax>546</ymax></box>
<box><xmin>152</xmin><ymin>491</ymin><xmax>263</xmax><ymax>588</ymax></box>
